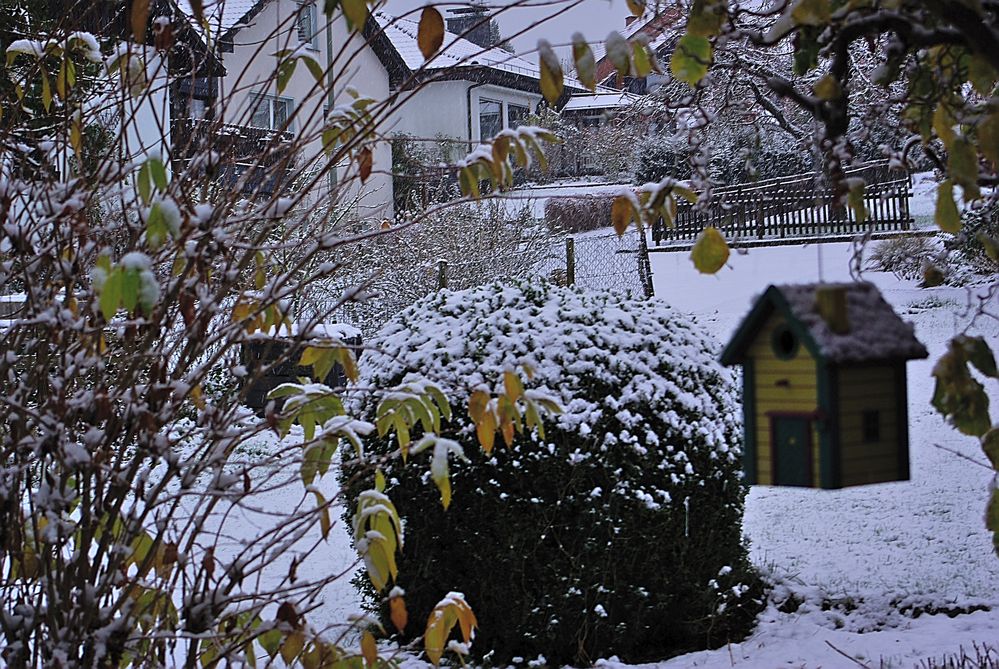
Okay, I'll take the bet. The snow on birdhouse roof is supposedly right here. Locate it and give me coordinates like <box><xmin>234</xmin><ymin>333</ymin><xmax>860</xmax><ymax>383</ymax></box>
<box><xmin>721</xmin><ymin>282</ymin><xmax>928</xmax><ymax>365</ymax></box>
<box><xmin>372</xmin><ymin>10</ymin><xmax>540</xmax><ymax>80</ymax></box>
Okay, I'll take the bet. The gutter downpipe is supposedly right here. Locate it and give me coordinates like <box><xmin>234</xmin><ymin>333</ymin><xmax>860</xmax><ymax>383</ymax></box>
<box><xmin>466</xmin><ymin>81</ymin><xmax>486</xmax><ymax>151</ymax></box>
<box><xmin>326</xmin><ymin>16</ymin><xmax>337</xmax><ymax>188</ymax></box>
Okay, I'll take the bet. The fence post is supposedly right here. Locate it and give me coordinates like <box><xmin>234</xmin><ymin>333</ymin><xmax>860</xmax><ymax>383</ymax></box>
<box><xmin>565</xmin><ymin>237</ymin><xmax>575</xmax><ymax>287</ymax></box>
<box><xmin>438</xmin><ymin>260</ymin><xmax>448</xmax><ymax>290</ymax></box>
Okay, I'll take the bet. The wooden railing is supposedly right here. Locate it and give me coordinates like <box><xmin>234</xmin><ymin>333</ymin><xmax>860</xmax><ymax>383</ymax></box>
<box><xmin>653</xmin><ymin>162</ymin><xmax>913</xmax><ymax>244</ymax></box>
<box><xmin>170</xmin><ymin>119</ymin><xmax>297</xmax><ymax>196</ymax></box>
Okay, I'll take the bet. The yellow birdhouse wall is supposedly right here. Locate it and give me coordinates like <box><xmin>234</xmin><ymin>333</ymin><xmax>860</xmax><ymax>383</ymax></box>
<box><xmin>746</xmin><ymin>313</ymin><xmax>821</xmax><ymax>486</ymax></box>
<box><xmin>838</xmin><ymin>364</ymin><xmax>907</xmax><ymax>486</ymax></box>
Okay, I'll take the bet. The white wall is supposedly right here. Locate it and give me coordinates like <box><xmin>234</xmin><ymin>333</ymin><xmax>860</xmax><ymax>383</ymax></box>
<box><xmin>216</xmin><ymin>1</ymin><xmax>394</xmax><ymax>221</ymax></box>
<box><xmin>388</xmin><ymin>80</ymin><xmax>541</xmax><ymax>155</ymax></box>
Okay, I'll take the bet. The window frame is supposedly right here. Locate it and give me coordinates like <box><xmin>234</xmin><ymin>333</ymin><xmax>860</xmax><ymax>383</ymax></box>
<box><xmin>249</xmin><ymin>93</ymin><xmax>295</xmax><ymax>131</ymax></box>
<box><xmin>297</xmin><ymin>2</ymin><xmax>320</xmax><ymax>50</ymax></box>
<box><xmin>478</xmin><ymin>97</ymin><xmax>503</xmax><ymax>141</ymax></box>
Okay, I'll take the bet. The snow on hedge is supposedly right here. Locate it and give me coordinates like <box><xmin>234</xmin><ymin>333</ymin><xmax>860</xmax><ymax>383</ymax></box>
<box><xmin>354</xmin><ymin>280</ymin><xmax>742</xmax><ymax>497</ymax></box>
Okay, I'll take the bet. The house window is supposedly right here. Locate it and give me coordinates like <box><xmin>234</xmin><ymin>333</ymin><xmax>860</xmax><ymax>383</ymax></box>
<box><xmin>507</xmin><ymin>103</ymin><xmax>529</xmax><ymax>129</ymax></box>
<box><xmin>297</xmin><ymin>2</ymin><xmax>319</xmax><ymax>49</ymax></box>
<box><xmin>862</xmin><ymin>410</ymin><xmax>881</xmax><ymax>443</ymax></box>
<box><xmin>479</xmin><ymin>98</ymin><xmax>502</xmax><ymax>141</ymax></box>
<box><xmin>249</xmin><ymin>94</ymin><xmax>294</xmax><ymax>130</ymax></box>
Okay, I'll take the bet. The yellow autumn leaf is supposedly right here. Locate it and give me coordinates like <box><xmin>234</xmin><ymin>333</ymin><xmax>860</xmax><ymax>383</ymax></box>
<box><xmin>690</xmin><ymin>226</ymin><xmax>730</xmax><ymax>274</ymax></box>
<box><xmin>361</xmin><ymin>631</ymin><xmax>377</xmax><ymax>668</ymax></box>
<box><xmin>390</xmin><ymin>594</ymin><xmax>408</xmax><ymax>633</ymax></box>
<box><xmin>935</xmin><ymin>180</ymin><xmax>961</xmax><ymax>233</ymax></box>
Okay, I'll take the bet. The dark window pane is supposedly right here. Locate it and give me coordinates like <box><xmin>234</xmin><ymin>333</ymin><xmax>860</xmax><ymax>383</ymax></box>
<box><xmin>508</xmin><ymin>104</ymin><xmax>529</xmax><ymax>129</ymax></box>
<box><xmin>862</xmin><ymin>410</ymin><xmax>881</xmax><ymax>443</ymax></box>
<box><xmin>479</xmin><ymin>99</ymin><xmax>501</xmax><ymax>140</ymax></box>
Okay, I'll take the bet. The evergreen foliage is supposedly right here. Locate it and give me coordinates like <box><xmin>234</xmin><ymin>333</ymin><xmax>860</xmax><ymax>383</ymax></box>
<box><xmin>342</xmin><ymin>281</ymin><xmax>763</xmax><ymax>665</ymax></box>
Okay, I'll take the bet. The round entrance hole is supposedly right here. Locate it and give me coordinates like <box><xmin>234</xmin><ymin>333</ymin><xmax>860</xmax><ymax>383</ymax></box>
<box><xmin>772</xmin><ymin>324</ymin><xmax>799</xmax><ymax>359</ymax></box>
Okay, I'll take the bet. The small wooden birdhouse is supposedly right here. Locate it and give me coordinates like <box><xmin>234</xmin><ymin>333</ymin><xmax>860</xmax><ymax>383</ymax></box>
<box><xmin>720</xmin><ymin>283</ymin><xmax>928</xmax><ymax>489</ymax></box>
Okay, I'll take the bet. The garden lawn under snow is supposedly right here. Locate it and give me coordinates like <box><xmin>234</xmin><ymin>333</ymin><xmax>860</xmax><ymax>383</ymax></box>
<box><xmin>222</xmin><ymin>237</ymin><xmax>998</xmax><ymax>668</ymax></box>
<box><xmin>647</xmin><ymin>241</ymin><xmax>999</xmax><ymax>668</ymax></box>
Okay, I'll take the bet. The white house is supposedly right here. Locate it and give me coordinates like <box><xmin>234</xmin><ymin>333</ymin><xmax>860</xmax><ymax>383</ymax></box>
<box><xmin>368</xmin><ymin>10</ymin><xmax>558</xmax><ymax>156</ymax></box>
<box><xmin>173</xmin><ymin>0</ymin><xmax>394</xmax><ymax>220</ymax></box>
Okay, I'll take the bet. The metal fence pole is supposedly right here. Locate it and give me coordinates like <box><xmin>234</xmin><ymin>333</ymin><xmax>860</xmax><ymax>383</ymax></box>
<box><xmin>565</xmin><ymin>237</ymin><xmax>575</xmax><ymax>287</ymax></box>
<box><xmin>438</xmin><ymin>260</ymin><xmax>448</xmax><ymax>290</ymax></box>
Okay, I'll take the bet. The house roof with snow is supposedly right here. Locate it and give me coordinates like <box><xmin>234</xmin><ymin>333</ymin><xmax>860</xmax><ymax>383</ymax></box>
<box><xmin>174</xmin><ymin>0</ymin><xmax>263</xmax><ymax>38</ymax></box>
<box><xmin>720</xmin><ymin>283</ymin><xmax>928</xmax><ymax>366</ymax></box>
<box><xmin>562</xmin><ymin>90</ymin><xmax>641</xmax><ymax>113</ymax></box>
<box><xmin>368</xmin><ymin>10</ymin><xmax>586</xmax><ymax>98</ymax></box>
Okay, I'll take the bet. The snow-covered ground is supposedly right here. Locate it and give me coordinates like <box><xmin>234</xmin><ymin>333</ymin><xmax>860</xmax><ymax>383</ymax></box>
<box><xmin>649</xmin><ymin>241</ymin><xmax>999</xmax><ymax>668</ymax></box>
<box><xmin>223</xmin><ymin>232</ymin><xmax>999</xmax><ymax>667</ymax></box>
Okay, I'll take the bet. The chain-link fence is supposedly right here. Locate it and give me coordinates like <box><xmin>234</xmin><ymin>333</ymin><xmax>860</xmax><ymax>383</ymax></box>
<box><xmin>440</xmin><ymin>228</ymin><xmax>654</xmax><ymax>297</ymax></box>
<box><xmin>300</xmin><ymin>227</ymin><xmax>654</xmax><ymax>338</ymax></box>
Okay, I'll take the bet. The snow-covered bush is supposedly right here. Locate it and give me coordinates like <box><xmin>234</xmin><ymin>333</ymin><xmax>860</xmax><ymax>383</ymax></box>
<box><xmin>342</xmin><ymin>281</ymin><xmax>762</xmax><ymax>664</ymax></box>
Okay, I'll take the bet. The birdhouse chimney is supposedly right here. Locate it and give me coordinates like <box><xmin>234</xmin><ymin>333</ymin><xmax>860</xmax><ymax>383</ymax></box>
<box><xmin>816</xmin><ymin>286</ymin><xmax>850</xmax><ymax>334</ymax></box>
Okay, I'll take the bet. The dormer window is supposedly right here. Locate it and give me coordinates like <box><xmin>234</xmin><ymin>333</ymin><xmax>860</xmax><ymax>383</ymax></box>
<box><xmin>297</xmin><ymin>2</ymin><xmax>319</xmax><ymax>50</ymax></box>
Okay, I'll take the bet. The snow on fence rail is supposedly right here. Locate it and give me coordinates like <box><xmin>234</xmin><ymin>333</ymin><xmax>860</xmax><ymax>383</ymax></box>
<box><xmin>652</xmin><ymin>161</ymin><xmax>913</xmax><ymax>244</ymax></box>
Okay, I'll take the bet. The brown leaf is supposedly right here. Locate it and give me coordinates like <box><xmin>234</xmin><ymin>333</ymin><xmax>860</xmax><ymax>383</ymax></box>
<box><xmin>152</xmin><ymin>19</ymin><xmax>174</xmax><ymax>51</ymax></box>
<box><xmin>131</xmin><ymin>0</ymin><xmax>151</xmax><ymax>44</ymax></box>
<box><xmin>417</xmin><ymin>6</ymin><xmax>445</xmax><ymax>60</ymax></box>
<box><xmin>611</xmin><ymin>196</ymin><xmax>633</xmax><ymax>237</ymax></box>
<box><xmin>358</xmin><ymin>147</ymin><xmax>373</xmax><ymax>183</ymax></box>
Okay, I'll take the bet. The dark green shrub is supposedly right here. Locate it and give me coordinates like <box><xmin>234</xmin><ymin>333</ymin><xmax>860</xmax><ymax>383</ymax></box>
<box><xmin>341</xmin><ymin>281</ymin><xmax>762</xmax><ymax>666</ymax></box>
<box><xmin>959</xmin><ymin>202</ymin><xmax>999</xmax><ymax>271</ymax></box>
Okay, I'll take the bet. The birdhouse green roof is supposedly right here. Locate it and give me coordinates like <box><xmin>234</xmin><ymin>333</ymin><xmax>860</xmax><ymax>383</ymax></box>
<box><xmin>720</xmin><ymin>282</ymin><xmax>929</xmax><ymax>366</ymax></box>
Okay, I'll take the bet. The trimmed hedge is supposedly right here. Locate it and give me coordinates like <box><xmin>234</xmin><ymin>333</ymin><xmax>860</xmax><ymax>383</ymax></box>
<box><xmin>342</xmin><ymin>281</ymin><xmax>762</xmax><ymax>665</ymax></box>
<box><xmin>544</xmin><ymin>195</ymin><xmax>614</xmax><ymax>234</ymax></box>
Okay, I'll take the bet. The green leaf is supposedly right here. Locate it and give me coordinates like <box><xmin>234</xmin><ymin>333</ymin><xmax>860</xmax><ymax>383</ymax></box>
<box><xmin>690</xmin><ymin>226</ymin><xmax>729</xmax><ymax>274</ymax></box>
<box><xmin>148</xmin><ymin>158</ymin><xmax>168</xmax><ymax>191</ymax></box>
<box><xmin>572</xmin><ymin>35</ymin><xmax>596</xmax><ymax>91</ymax></box>
<box><xmin>968</xmin><ymin>54</ymin><xmax>997</xmax><ymax>96</ymax></box>
<box><xmin>342</xmin><ymin>0</ymin><xmax>368</xmax><ymax>30</ymax></box>
<box><xmin>791</xmin><ymin>0</ymin><xmax>830</xmax><ymax>26</ymax></box>
<box><xmin>538</xmin><ymin>40</ymin><xmax>564</xmax><ymax>106</ymax></box>
<box><xmin>121</xmin><ymin>268</ymin><xmax>140</xmax><ymax>313</ymax></box>
<box><xmin>948</xmin><ymin>136</ymin><xmax>982</xmax><ymax>201</ymax></box>
<box><xmin>956</xmin><ymin>335</ymin><xmax>998</xmax><ymax>378</ymax></box>
<box><xmin>931</xmin><ymin>346</ymin><xmax>992</xmax><ymax>437</ymax></box>
<box><xmin>935</xmin><ymin>180</ymin><xmax>961</xmax><ymax>233</ymax></box>
<box><xmin>258</xmin><ymin>628</ymin><xmax>282</xmax><ymax>657</ymax></box>
<box><xmin>978</xmin><ymin>111</ymin><xmax>999</xmax><ymax>167</ymax></box>
<box><xmin>146</xmin><ymin>203</ymin><xmax>168</xmax><ymax>249</ymax></box>
<box><xmin>138</xmin><ymin>162</ymin><xmax>152</xmax><ymax>205</ymax></box>
<box><xmin>277</xmin><ymin>58</ymin><xmax>296</xmax><ymax>94</ymax></box>
<box><xmin>100</xmin><ymin>267</ymin><xmax>122</xmax><ymax>321</ymax></box>
<box><xmin>301</xmin><ymin>55</ymin><xmax>324</xmax><ymax>82</ymax></box>
<box><xmin>670</xmin><ymin>34</ymin><xmax>712</xmax><ymax>86</ymax></box>
<box><xmin>982</xmin><ymin>428</ymin><xmax>999</xmax><ymax>469</ymax></box>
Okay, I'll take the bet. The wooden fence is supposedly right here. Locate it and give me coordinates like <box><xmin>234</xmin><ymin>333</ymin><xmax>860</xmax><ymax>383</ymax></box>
<box><xmin>653</xmin><ymin>162</ymin><xmax>913</xmax><ymax>244</ymax></box>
